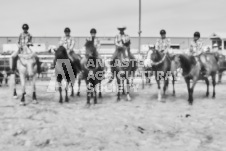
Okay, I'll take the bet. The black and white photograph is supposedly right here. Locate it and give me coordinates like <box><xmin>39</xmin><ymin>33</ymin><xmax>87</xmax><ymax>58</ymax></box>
<box><xmin>0</xmin><ymin>0</ymin><xmax>226</xmax><ymax>150</ymax></box>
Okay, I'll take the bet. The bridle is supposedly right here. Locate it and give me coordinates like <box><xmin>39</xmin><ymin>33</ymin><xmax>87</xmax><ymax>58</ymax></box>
<box><xmin>150</xmin><ymin>51</ymin><xmax>167</xmax><ymax>66</ymax></box>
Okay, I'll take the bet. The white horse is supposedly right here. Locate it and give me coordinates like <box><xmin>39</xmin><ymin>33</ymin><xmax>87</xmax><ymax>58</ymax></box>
<box><xmin>12</xmin><ymin>46</ymin><xmax>38</xmax><ymax>106</ymax></box>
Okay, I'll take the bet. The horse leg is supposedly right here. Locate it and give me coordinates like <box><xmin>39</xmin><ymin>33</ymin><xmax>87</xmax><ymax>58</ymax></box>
<box><xmin>70</xmin><ymin>83</ymin><xmax>74</xmax><ymax>97</ymax></box>
<box><xmin>212</xmin><ymin>74</ymin><xmax>216</xmax><ymax>98</ymax></box>
<box><xmin>19</xmin><ymin>73</ymin><xmax>26</xmax><ymax>106</ymax></box>
<box><xmin>126</xmin><ymin>78</ymin><xmax>131</xmax><ymax>101</ymax></box>
<box><xmin>189</xmin><ymin>78</ymin><xmax>198</xmax><ymax>105</ymax></box>
<box><xmin>122</xmin><ymin>79</ymin><xmax>125</xmax><ymax>95</ymax></box>
<box><xmin>172</xmin><ymin>75</ymin><xmax>176</xmax><ymax>96</ymax></box>
<box><xmin>12</xmin><ymin>74</ymin><xmax>18</xmax><ymax>99</ymax></box>
<box><xmin>204</xmin><ymin>77</ymin><xmax>209</xmax><ymax>97</ymax></box>
<box><xmin>185</xmin><ymin>78</ymin><xmax>191</xmax><ymax>104</ymax></box>
<box><xmin>86</xmin><ymin>82</ymin><xmax>91</xmax><ymax>106</ymax></box>
<box><xmin>156</xmin><ymin>79</ymin><xmax>162</xmax><ymax>101</ymax></box>
<box><xmin>77</xmin><ymin>78</ymin><xmax>81</xmax><ymax>96</ymax></box>
<box><xmin>94</xmin><ymin>85</ymin><xmax>97</xmax><ymax>105</ymax></box>
<box><xmin>58</xmin><ymin>82</ymin><xmax>63</xmax><ymax>104</ymax></box>
<box><xmin>21</xmin><ymin>92</ymin><xmax>26</xmax><ymax>106</ymax></box>
<box><xmin>65</xmin><ymin>82</ymin><xmax>69</xmax><ymax>102</ymax></box>
<box><xmin>117</xmin><ymin>78</ymin><xmax>121</xmax><ymax>101</ymax></box>
<box><xmin>218</xmin><ymin>71</ymin><xmax>222</xmax><ymax>84</ymax></box>
<box><xmin>163</xmin><ymin>78</ymin><xmax>169</xmax><ymax>96</ymax></box>
<box><xmin>98</xmin><ymin>81</ymin><xmax>102</xmax><ymax>98</ymax></box>
<box><xmin>91</xmin><ymin>92</ymin><xmax>94</xmax><ymax>98</ymax></box>
<box><xmin>32</xmin><ymin>75</ymin><xmax>38</xmax><ymax>104</ymax></box>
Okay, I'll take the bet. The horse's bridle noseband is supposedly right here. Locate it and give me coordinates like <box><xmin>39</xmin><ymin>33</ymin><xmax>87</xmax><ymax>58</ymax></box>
<box><xmin>151</xmin><ymin>53</ymin><xmax>167</xmax><ymax>66</ymax></box>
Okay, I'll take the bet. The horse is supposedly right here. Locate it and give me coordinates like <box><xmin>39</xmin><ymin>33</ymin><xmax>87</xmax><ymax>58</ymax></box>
<box><xmin>54</xmin><ymin>46</ymin><xmax>81</xmax><ymax>103</ymax></box>
<box><xmin>110</xmin><ymin>41</ymin><xmax>137</xmax><ymax>101</ymax></box>
<box><xmin>78</xmin><ymin>40</ymin><xmax>105</xmax><ymax>106</ymax></box>
<box><xmin>12</xmin><ymin>46</ymin><xmax>39</xmax><ymax>105</ymax></box>
<box><xmin>173</xmin><ymin>53</ymin><xmax>218</xmax><ymax>105</ymax></box>
<box><xmin>147</xmin><ymin>49</ymin><xmax>176</xmax><ymax>101</ymax></box>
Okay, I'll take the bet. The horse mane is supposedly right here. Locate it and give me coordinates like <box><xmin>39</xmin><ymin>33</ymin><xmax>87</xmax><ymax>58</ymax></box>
<box><xmin>178</xmin><ymin>54</ymin><xmax>194</xmax><ymax>75</ymax></box>
<box><xmin>55</xmin><ymin>46</ymin><xmax>68</xmax><ymax>59</ymax></box>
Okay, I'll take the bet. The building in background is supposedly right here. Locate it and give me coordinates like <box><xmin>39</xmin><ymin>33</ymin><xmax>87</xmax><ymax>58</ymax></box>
<box><xmin>210</xmin><ymin>33</ymin><xmax>226</xmax><ymax>50</ymax></box>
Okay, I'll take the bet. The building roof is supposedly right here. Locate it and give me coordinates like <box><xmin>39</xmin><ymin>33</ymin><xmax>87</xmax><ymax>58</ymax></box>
<box><xmin>210</xmin><ymin>33</ymin><xmax>226</xmax><ymax>40</ymax></box>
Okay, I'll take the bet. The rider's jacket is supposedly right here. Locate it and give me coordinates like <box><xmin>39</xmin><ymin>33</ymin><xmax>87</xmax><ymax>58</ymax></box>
<box><xmin>190</xmin><ymin>39</ymin><xmax>203</xmax><ymax>56</ymax></box>
<box><xmin>86</xmin><ymin>37</ymin><xmax>100</xmax><ymax>49</ymax></box>
<box><xmin>115</xmin><ymin>34</ymin><xmax>130</xmax><ymax>47</ymax></box>
<box><xmin>59</xmin><ymin>36</ymin><xmax>75</xmax><ymax>51</ymax></box>
<box><xmin>18</xmin><ymin>32</ymin><xmax>32</xmax><ymax>47</ymax></box>
<box><xmin>155</xmin><ymin>38</ymin><xmax>171</xmax><ymax>53</ymax></box>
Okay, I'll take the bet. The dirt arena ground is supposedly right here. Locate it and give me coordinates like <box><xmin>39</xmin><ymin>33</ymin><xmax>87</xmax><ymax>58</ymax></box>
<box><xmin>0</xmin><ymin>76</ymin><xmax>226</xmax><ymax>151</ymax></box>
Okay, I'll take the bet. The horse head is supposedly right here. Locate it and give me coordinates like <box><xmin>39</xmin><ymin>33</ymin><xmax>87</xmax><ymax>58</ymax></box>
<box><xmin>150</xmin><ymin>49</ymin><xmax>162</xmax><ymax>62</ymax></box>
<box><xmin>85</xmin><ymin>40</ymin><xmax>99</xmax><ymax>70</ymax></box>
<box><xmin>18</xmin><ymin>53</ymin><xmax>37</xmax><ymax>77</ymax></box>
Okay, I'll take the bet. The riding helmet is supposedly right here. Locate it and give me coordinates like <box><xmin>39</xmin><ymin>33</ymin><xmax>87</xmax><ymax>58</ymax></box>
<box><xmin>64</xmin><ymin>27</ymin><xmax>71</xmax><ymax>33</ymax></box>
<box><xmin>90</xmin><ymin>28</ymin><xmax>97</xmax><ymax>34</ymax></box>
<box><xmin>22</xmin><ymin>24</ymin><xmax>29</xmax><ymax>30</ymax></box>
<box><xmin>117</xmin><ymin>26</ymin><xmax>127</xmax><ymax>30</ymax></box>
<box><xmin>160</xmin><ymin>29</ymin><xmax>166</xmax><ymax>35</ymax></box>
<box><xmin>194</xmin><ymin>32</ymin><xmax>200</xmax><ymax>38</ymax></box>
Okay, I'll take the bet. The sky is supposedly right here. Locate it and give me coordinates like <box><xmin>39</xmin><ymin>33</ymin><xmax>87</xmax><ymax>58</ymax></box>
<box><xmin>0</xmin><ymin>0</ymin><xmax>225</xmax><ymax>37</ymax></box>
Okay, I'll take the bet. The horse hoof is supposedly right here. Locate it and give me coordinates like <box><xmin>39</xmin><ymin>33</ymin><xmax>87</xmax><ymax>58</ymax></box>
<box><xmin>99</xmin><ymin>94</ymin><xmax>102</xmax><ymax>98</ymax></box>
<box><xmin>59</xmin><ymin>101</ymin><xmax>63</xmax><ymax>104</ymax></box>
<box><xmin>19</xmin><ymin>102</ymin><xmax>26</xmax><ymax>106</ymax></box>
<box><xmin>206</xmin><ymin>93</ymin><xmax>209</xmax><ymax>97</ymax></box>
<box><xmin>127</xmin><ymin>95</ymin><xmax>131</xmax><ymax>101</ymax></box>
<box><xmin>65</xmin><ymin>99</ymin><xmax>69</xmax><ymax>103</ymax></box>
<box><xmin>13</xmin><ymin>95</ymin><xmax>18</xmax><ymax>99</ymax></box>
<box><xmin>32</xmin><ymin>100</ymin><xmax>38</xmax><ymax>104</ymax></box>
<box><xmin>77</xmin><ymin>92</ymin><xmax>80</xmax><ymax>97</ymax></box>
<box><xmin>117</xmin><ymin>98</ymin><xmax>120</xmax><ymax>102</ymax></box>
<box><xmin>157</xmin><ymin>97</ymin><xmax>162</xmax><ymax>102</ymax></box>
<box><xmin>85</xmin><ymin>104</ymin><xmax>91</xmax><ymax>108</ymax></box>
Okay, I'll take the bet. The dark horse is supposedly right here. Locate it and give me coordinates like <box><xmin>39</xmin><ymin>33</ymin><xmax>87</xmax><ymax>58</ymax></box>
<box><xmin>79</xmin><ymin>40</ymin><xmax>105</xmax><ymax>106</ymax></box>
<box><xmin>110</xmin><ymin>41</ymin><xmax>137</xmax><ymax>101</ymax></box>
<box><xmin>54</xmin><ymin>46</ymin><xmax>81</xmax><ymax>103</ymax></box>
<box><xmin>149</xmin><ymin>49</ymin><xmax>176</xmax><ymax>101</ymax></box>
<box><xmin>173</xmin><ymin>53</ymin><xmax>218</xmax><ymax>105</ymax></box>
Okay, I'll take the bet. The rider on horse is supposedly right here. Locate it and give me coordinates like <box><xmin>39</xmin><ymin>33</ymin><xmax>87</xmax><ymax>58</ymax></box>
<box><xmin>189</xmin><ymin>32</ymin><xmax>207</xmax><ymax>76</ymax></box>
<box><xmin>59</xmin><ymin>27</ymin><xmax>75</xmax><ymax>58</ymax></box>
<box><xmin>155</xmin><ymin>29</ymin><xmax>171</xmax><ymax>54</ymax></box>
<box><xmin>114</xmin><ymin>26</ymin><xmax>131</xmax><ymax>60</ymax></box>
<box><xmin>11</xmin><ymin>24</ymin><xmax>40</xmax><ymax>74</ymax></box>
<box><xmin>81</xmin><ymin>28</ymin><xmax>100</xmax><ymax>65</ymax></box>
<box><xmin>53</xmin><ymin>27</ymin><xmax>80</xmax><ymax>67</ymax></box>
<box><xmin>108</xmin><ymin>26</ymin><xmax>134</xmax><ymax>81</ymax></box>
<box><xmin>86</xmin><ymin>28</ymin><xmax>100</xmax><ymax>50</ymax></box>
